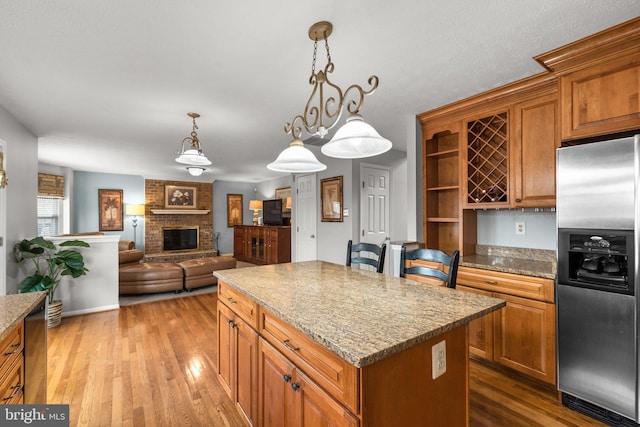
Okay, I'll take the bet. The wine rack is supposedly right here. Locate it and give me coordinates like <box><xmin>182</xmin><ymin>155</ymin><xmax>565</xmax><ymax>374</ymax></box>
<box><xmin>466</xmin><ymin>113</ymin><xmax>509</xmax><ymax>205</ymax></box>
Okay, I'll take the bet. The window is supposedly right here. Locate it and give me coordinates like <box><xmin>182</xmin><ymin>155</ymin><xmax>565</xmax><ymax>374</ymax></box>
<box><xmin>37</xmin><ymin>196</ymin><xmax>62</xmax><ymax>237</ymax></box>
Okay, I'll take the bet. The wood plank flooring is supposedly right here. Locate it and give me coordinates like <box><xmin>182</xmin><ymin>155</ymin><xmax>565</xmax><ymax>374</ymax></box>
<box><xmin>47</xmin><ymin>292</ymin><xmax>607</xmax><ymax>426</ymax></box>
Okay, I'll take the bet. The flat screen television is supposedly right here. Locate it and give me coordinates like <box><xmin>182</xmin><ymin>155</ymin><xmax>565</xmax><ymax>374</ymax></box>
<box><xmin>262</xmin><ymin>199</ymin><xmax>283</xmax><ymax>226</ymax></box>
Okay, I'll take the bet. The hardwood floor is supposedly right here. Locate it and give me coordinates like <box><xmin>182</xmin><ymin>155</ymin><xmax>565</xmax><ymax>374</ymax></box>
<box><xmin>47</xmin><ymin>292</ymin><xmax>607</xmax><ymax>426</ymax></box>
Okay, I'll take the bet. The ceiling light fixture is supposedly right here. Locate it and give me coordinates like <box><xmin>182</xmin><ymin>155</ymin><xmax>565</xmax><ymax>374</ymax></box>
<box><xmin>186</xmin><ymin>167</ymin><xmax>205</xmax><ymax>177</ymax></box>
<box><xmin>175</xmin><ymin>112</ymin><xmax>212</xmax><ymax>166</ymax></box>
<box><xmin>268</xmin><ymin>21</ymin><xmax>391</xmax><ymax>173</ymax></box>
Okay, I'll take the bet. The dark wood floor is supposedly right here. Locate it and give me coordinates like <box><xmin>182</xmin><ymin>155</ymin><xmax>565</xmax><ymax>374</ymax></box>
<box><xmin>47</xmin><ymin>292</ymin><xmax>607</xmax><ymax>426</ymax></box>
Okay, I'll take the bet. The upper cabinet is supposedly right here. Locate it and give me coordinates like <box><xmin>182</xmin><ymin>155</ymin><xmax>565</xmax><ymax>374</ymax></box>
<box><xmin>535</xmin><ymin>17</ymin><xmax>640</xmax><ymax>141</ymax></box>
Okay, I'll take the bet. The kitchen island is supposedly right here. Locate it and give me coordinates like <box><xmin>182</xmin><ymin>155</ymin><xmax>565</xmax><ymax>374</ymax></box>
<box><xmin>215</xmin><ymin>261</ymin><xmax>505</xmax><ymax>426</ymax></box>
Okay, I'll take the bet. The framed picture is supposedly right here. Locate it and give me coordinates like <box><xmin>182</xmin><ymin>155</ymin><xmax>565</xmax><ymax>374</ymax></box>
<box><xmin>320</xmin><ymin>176</ymin><xmax>343</xmax><ymax>222</ymax></box>
<box><xmin>227</xmin><ymin>194</ymin><xmax>243</xmax><ymax>227</ymax></box>
<box><xmin>98</xmin><ymin>189</ymin><xmax>124</xmax><ymax>231</ymax></box>
<box><xmin>165</xmin><ymin>185</ymin><xmax>197</xmax><ymax>209</ymax></box>
<box><xmin>275</xmin><ymin>187</ymin><xmax>291</xmax><ymax>212</ymax></box>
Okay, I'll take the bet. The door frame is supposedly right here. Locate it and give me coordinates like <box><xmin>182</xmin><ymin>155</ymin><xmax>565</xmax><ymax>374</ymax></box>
<box><xmin>0</xmin><ymin>140</ymin><xmax>6</xmax><ymax>296</ymax></box>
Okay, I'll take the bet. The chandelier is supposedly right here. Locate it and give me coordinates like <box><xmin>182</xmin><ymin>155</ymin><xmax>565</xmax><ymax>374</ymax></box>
<box><xmin>175</xmin><ymin>112</ymin><xmax>211</xmax><ymax>172</ymax></box>
<box><xmin>267</xmin><ymin>21</ymin><xmax>391</xmax><ymax>173</ymax></box>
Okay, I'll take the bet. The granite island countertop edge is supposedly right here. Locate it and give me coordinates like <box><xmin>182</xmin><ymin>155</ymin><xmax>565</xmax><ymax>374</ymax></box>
<box><xmin>0</xmin><ymin>292</ymin><xmax>47</xmax><ymax>342</ymax></box>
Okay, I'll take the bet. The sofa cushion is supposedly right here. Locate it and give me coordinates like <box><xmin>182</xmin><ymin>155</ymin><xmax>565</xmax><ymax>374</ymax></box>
<box><xmin>178</xmin><ymin>256</ymin><xmax>237</xmax><ymax>290</ymax></box>
<box><xmin>119</xmin><ymin>240</ymin><xmax>135</xmax><ymax>251</ymax></box>
<box><xmin>119</xmin><ymin>249</ymin><xmax>144</xmax><ymax>265</ymax></box>
<box><xmin>119</xmin><ymin>262</ymin><xmax>184</xmax><ymax>294</ymax></box>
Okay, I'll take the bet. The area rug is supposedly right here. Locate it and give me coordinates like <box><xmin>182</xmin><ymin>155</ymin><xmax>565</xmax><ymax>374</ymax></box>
<box><xmin>119</xmin><ymin>260</ymin><xmax>257</xmax><ymax>307</ymax></box>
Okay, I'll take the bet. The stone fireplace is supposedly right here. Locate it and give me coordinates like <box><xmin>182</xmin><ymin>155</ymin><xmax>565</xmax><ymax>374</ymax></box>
<box><xmin>143</xmin><ymin>179</ymin><xmax>214</xmax><ymax>262</ymax></box>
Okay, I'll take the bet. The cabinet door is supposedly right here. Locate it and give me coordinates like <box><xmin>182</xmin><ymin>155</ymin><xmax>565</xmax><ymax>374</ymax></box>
<box><xmin>457</xmin><ymin>285</ymin><xmax>494</xmax><ymax>360</ymax></box>
<box><xmin>235</xmin><ymin>316</ymin><xmax>259</xmax><ymax>426</ymax></box>
<box><xmin>233</xmin><ymin>226</ymin><xmax>245</xmax><ymax>258</ymax></box>
<box><xmin>217</xmin><ymin>302</ymin><xmax>235</xmax><ymax>398</ymax></box>
<box><xmin>296</xmin><ymin>370</ymin><xmax>359</xmax><ymax>427</ymax></box>
<box><xmin>266</xmin><ymin>229</ymin><xmax>277</xmax><ymax>264</ymax></box>
<box><xmin>493</xmin><ymin>293</ymin><xmax>556</xmax><ymax>385</ymax></box>
<box><xmin>259</xmin><ymin>338</ymin><xmax>296</xmax><ymax>427</ymax></box>
<box><xmin>560</xmin><ymin>54</ymin><xmax>640</xmax><ymax>141</ymax></box>
<box><xmin>512</xmin><ymin>93</ymin><xmax>559</xmax><ymax>207</ymax></box>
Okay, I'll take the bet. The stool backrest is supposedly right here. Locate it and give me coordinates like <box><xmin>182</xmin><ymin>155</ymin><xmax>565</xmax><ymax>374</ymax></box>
<box><xmin>400</xmin><ymin>247</ymin><xmax>460</xmax><ymax>289</ymax></box>
<box><xmin>346</xmin><ymin>240</ymin><xmax>387</xmax><ymax>273</ymax></box>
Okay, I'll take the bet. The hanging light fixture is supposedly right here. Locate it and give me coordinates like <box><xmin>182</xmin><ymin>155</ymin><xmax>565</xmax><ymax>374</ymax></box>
<box><xmin>268</xmin><ymin>20</ymin><xmax>391</xmax><ymax>171</ymax></box>
<box><xmin>186</xmin><ymin>167</ymin><xmax>205</xmax><ymax>177</ymax></box>
<box><xmin>175</xmin><ymin>112</ymin><xmax>212</xmax><ymax>166</ymax></box>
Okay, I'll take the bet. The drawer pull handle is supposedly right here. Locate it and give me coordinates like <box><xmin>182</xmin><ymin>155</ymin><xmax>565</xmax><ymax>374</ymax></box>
<box><xmin>3</xmin><ymin>343</ymin><xmax>20</xmax><ymax>356</ymax></box>
<box><xmin>283</xmin><ymin>374</ymin><xmax>291</xmax><ymax>383</ymax></box>
<box><xmin>226</xmin><ymin>319</ymin><xmax>236</xmax><ymax>328</ymax></box>
<box><xmin>227</xmin><ymin>298</ymin><xmax>237</xmax><ymax>304</ymax></box>
<box><xmin>484</xmin><ymin>280</ymin><xmax>498</xmax><ymax>285</ymax></box>
<box><xmin>291</xmin><ymin>382</ymin><xmax>300</xmax><ymax>391</ymax></box>
<box><xmin>283</xmin><ymin>339</ymin><xmax>300</xmax><ymax>352</ymax></box>
<box><xmin>2</xmin><ymin>385</ymin><xmax>23</xmax><ymax>401</ymax></box>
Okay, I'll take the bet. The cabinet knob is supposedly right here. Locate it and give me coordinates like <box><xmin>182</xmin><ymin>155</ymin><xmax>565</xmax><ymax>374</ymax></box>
<box><xmin>515</xmin><ymin>198</ymin><xmax>522</xmax><ymax>203</ymax></box>
<box><xmin>291</xmin><ymin>382</ymin><xmax>301</xmax><ymax>391</ymax></box>
<box><xmin>283</xmin><ymin>374</ymin><xmax>291</xmax><ymax>383</ymax></box>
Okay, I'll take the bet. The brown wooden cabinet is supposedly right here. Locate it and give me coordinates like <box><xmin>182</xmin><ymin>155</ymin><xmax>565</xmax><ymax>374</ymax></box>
<box><xmin>234</xmin><ymin>225</ymin><xmax>291</xmax><ymax>265</ymax></box>
<box><xmin>0</xmin><ymin>322</ymin><xmax>25</xmax><ymax>405</ymax></box>
<box><xmin>258</xmin><ymin>338</ymin><xmax>358</xmax><ymax>427</ymax></box>
<box><xmin>535</xmin><ymin>17</ymin><xmax>640</xmax><ymax>141</ymax></box>
<box><xmin>419</xmin><ymin>74</ymin><xmax>557</xmax><ymax>255</ymax></box>
<box><xmin>511</xmin><ymin>92</ymin><xmax>559</xmax><ymax>207</ymax></box>
<box><xmin>457</xmin><ymin>267</ymin><xmax>556</xmax><ymax>385</ymax></box>
<box><xmin>217</xmin><ymin>282</ymin><xmax>260</xmax><ymax>426</ymax></box>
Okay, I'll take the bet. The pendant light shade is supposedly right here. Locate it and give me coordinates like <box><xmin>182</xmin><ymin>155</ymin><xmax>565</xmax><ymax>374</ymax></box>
<box><xmin>267</xmin><ymin>140</ymin><xmax>327</xmax><ymax>173</ymax></box>
<box><xmin>186</xmin><ymin>166</ymin><xmax>205</xmax><ymax>176</ymax></box>
<box><xmin>321</xmin><ymin>115</ymin><xmax>392</xmax><ymax>159</ymax></box>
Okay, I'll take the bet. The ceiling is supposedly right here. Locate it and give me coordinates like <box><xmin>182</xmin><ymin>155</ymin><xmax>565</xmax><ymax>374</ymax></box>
<box><xmin>1</xmin><ymin>2</ymin><xmax>638</xmax><ymax>183</ymax></box>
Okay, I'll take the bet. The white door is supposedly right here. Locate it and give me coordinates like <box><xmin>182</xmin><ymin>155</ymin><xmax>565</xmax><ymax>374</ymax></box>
<box><xmin>295</xmin><ymin>174</ymin><xmax>317</xmax><ymax>261</ymax></box>
<box><xmin>360</xmin><ymin>164</ymin><xmax>390</xmax><ymax>271</ymax></box>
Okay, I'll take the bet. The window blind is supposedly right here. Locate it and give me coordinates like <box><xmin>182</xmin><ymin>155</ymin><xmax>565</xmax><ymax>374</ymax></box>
<box><xmin>37</xmin><ymin>196</ymin><xmax>61</xmax><ymax>237</ymax></box>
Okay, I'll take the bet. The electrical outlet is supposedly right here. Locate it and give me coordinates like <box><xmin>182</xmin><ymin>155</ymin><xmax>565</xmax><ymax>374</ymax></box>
<box><xmin>515</xmin><ymin>221</ymin><xmax>526</xmax><ymax>235</ymax></box>
<box><xmin>432</xmin><ymin>340</ymin><xmax>446</xmax><ymax>379</ymax></box>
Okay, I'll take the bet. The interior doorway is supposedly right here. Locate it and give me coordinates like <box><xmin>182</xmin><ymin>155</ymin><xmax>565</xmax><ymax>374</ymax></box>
<box><xmin>295</xmin><ymin>173</ymin><xmax>317</xmax><ymax>261</ymax></box>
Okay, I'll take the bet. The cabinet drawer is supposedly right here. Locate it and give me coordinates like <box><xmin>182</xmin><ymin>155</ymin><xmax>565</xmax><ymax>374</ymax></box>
<box><xmin>219</xmin><ymin>280</ymin><xmax>260</xmax><ymax>330</ymax></box>
<box><xmin>260</xmin><ymin>309</ymin><xmax>359</xmax><ymax>414</ymax></box>
<box><xmin>0</xmin><ymin>356</ymin><xmax>24</xmax><ymax>405</ymax></box>
<box><xmin>0</xmin><ymin>322</ymin><xmax>24</xmax><ymax>382</ymax></box>
<box><xmin>458</xmin><ymin>267</ymin><xmax>554</xmax><ymax>303</ymax></box>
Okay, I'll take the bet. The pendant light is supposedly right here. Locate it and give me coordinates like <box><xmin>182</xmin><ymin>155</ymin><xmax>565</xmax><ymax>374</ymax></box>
<box><xmin>175</xmin><ymin>112</ymin><xmax>212</xmax><ymax>166</ymax></box>
<box><xmin>268</xmin><ymin>20</ymin><xmax>391</xmax><ymax>172</ymax></box>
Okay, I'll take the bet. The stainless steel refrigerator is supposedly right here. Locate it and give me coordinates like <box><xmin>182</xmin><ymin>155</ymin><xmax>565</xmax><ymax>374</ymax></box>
<box><xmin>556</xmin><ymin>135</ymin><xmax>639</xmax><ymax>424</ymax></box>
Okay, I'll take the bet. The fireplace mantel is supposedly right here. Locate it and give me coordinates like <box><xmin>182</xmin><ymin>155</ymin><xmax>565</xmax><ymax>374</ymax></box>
<box><xmin>151</xmin><ymin>209</ymin><xmax>210</xmax><ymax>215</ymax></box>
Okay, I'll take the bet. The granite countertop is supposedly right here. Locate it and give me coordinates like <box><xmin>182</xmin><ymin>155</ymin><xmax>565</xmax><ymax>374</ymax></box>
<box><xmin>0</xmin><ymin>292</ymin><xmax>47</xmax><ymax>342</ymax></box>
<box><xmin>215</xmin><ymin>261</ymin><xmax>505</xmax><ymax>368</ymax></box>
<box><xmin>460</xmin><ymin>245</ymin><xmax>557</xmax><ymax>280</ymax></box>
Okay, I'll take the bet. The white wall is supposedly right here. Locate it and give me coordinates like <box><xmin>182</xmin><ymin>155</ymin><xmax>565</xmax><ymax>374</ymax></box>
<box><xmin>0</xmin><ymin>105</ymin><xmax>38</xmax><ymax>295</ymax></box>
<box><xmin>477</xmin><ymin>210</ymin><xmax>556</xmax><ymax>250</ymax></box>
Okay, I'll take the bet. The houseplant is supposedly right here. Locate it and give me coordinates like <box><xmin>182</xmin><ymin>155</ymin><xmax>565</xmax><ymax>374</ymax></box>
<box><xmin>14</xmin><ymin>236</ymin><xmax>90</xmax><ymax>328</ymax></box>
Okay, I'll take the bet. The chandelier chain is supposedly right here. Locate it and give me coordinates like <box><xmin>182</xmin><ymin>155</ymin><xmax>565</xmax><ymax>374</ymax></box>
<box><xmin>324</xmin><ymin>36</ymin><xmax>331</xmax><ymax>64</ymax></box>
<box><xmin>312</xmin><ymin>40</ymin><xmax>318</xmax><ymax>75</ymax></box>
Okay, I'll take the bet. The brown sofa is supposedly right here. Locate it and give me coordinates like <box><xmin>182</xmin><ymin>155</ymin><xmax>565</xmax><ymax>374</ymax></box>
<box><xmin>118</xmin><ymin>240</ymin><xmax>236</xmax><ymax>294</ymax></box>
